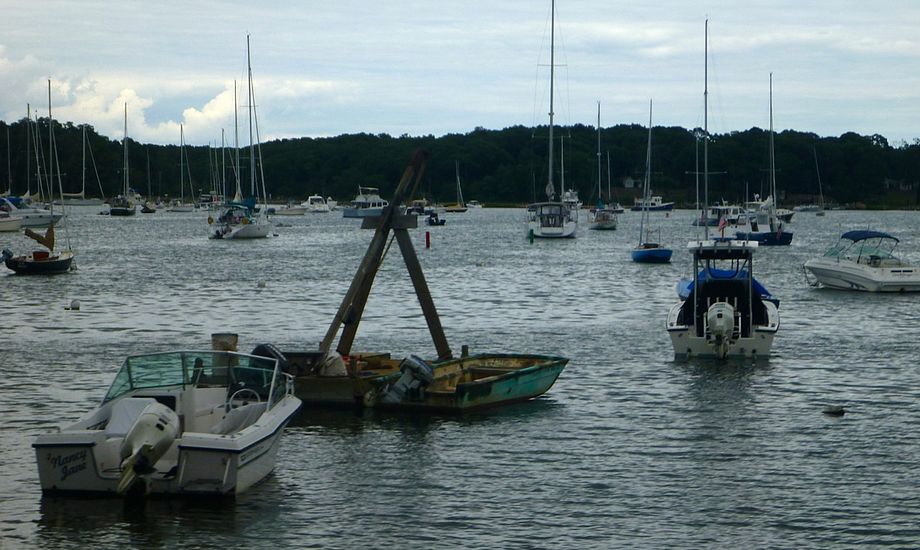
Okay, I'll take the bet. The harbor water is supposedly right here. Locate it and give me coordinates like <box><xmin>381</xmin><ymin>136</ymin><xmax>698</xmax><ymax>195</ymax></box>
<box><xmin>2</xmin><ymin>206</ymin><xmax>920</xmax><ymax>548</ymax></box>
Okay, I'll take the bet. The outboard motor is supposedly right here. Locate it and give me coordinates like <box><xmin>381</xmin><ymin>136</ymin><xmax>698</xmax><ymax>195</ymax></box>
<box><xmin>117</xmin><ymin>401</ymin><xmax>179</xmax><ymax>495</ymax></box>
<box><xmin>706</xmin><ymin>302</ymin><xmax>735</xmax><ymax>359</ymax></box>
<box><xmin>1</xmin><ymin>249</ymin><xmax>12</xmax><ymax>262</ymax></box>
<box><xmin>379</xmin><ymin>355</ymin><xmax>435</xmax><ymax>404</ymax></box>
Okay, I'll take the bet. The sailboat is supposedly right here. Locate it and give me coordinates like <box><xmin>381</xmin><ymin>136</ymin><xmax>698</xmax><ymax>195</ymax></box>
<box><xmin>59</xmin><ymin>126</ymin><xmax>106</xmax><ymax>206</ymax></box>
<box><xmin>3</xmin><ymin>80</ymin><xmax>75</xmax><ymax>274</ymax></box>
<box><xmin>631</xmin><ymin>100</ymin><xmax>671</xmax><ymax>263</ymax></box>
<box><xmin>666</xmin><ymin>20</ymin><xmax>779</xmax><ymax>359</ymax></box>
<box><xmin>167</xmin><ymin>125</ymin><xmax>195</xmax><ymax>212</ymax></box>
<box><xmin>444</xmin><ymin>161</ymin><xmax>468</xmax><ymax>213</ymax></box>
<box><xmin>208</xmin><ymin>36</ymin><xmax>271</xmax><ymax>239</ymax></box>
<box><xmin>527</xmin><ymin>0</ymin><xmax>577</xmax><ymax>239</ymax></box>
<box><xmin>589</xmin><ymin>102</ymin><xmax>617</xmax><ymax>230</ymax></box>
<box><xmin>796</xmin><ymin>142</ymin><xmax>826</xmax><ymax>215</ymax></box>
<box><xmin>735</xmin><ymin>73</ymin><xmax>793</xmax><ymax>245</ymax></box>
<box><xmin>109</xmin><ymin>104</ymin><xmax>137</xmax><ymax>216</ymax></box>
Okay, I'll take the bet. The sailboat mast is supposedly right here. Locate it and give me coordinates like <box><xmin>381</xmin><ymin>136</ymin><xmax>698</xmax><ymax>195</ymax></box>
<box><xmin>769</xmin><ymin>72</ymin><xmax>775</xmax><ymax>209</ymax></box>
<box><xmin>234</xmin><ymin>80</ymin><xmax>241</xmax><ymax>202</ymax></box>
<box><xmin>547</xmin><ymin>0</ymin><xmax>555</xmax><ymax>199</ymax></box>
<box><xmin>180</xmin><ymin>124</ymin><xmax>185</xmax><ymax>202</ymax></box>
<box><xmin>48</xmin><ymin>80</ymin><xmax>53</xmax><ymax>206</ymax></box>
<box><xmin>596</xmin><ymin>102</ymin><xmax>601</xmax><ymax>202</ymax></box>
<box><xmin>813</xmin><ymin>141</ymin><xmax>823</xmax><ymax>208</ymax></box>
<box><xmin>6</xmin><ymin>127</ymin><xmax>10</xmax><ymax>194</ymax></box>
<box><xmin>703</xmin><ymin>18</ymin><xmax>710</xmax><ymax>240</ymax></box>
<box><xmin>606</xmin><ymin>151</ymin><xmax>611</xmax><ymax>201</ymax></box>
<box><xmin>25</xmin><ymin>104</ymin><xmax>30</xmax><ymax>197</ymax></box>
<box><xmin>81</xmin><ymin>126</ymin><xmax>86</xmax><ymax>199</ymax></box>
<box><xmin>247</xmin><ymin>34</ymin><xmax>255</xmax><ymax>199</ymax></box>
<box><xmin>221</xmin><ymin>128</ymin><xmax>226</xmax><ymax>200</ymax></box>
<box><xmin>123</xmin><ymin>103</ymin><xmax>129</xmax><ymax>196</ymax></box>
<box><xmin>639</xmin><ymin>99</ymin><xmax>653</xmax><ymax>243</ymax></box>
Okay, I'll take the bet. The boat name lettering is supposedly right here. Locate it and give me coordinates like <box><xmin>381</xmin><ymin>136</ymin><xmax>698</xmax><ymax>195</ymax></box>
<box><xmin>47</xmin><ymin>450</ymin><xmax>88</xmax><ymax>480</ymax></box>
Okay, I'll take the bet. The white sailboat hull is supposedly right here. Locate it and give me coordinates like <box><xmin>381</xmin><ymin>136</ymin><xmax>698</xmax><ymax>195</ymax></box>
<box><xmin>529</xmin><ymin>220</ymin><xmax>577</xmax><ymax>238</ymax></box>
<box><xmin>211</xmin><ymin>220</ymin><xmax>271</xmax><ymax>239</ymax></box>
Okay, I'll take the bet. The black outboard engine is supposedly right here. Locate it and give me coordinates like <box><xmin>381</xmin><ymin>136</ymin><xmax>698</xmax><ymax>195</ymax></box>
<box><xmin>380</xmin><ymin>355</ymin><xmax>435</xmax><ymax>404</ymax></box>
<box><xmin>250</xmin><ymin>343</ymin><xmax>291</xmax><ymax>374</ymax></box>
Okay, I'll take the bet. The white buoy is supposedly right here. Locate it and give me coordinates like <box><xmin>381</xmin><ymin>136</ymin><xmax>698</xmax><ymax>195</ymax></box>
<box><xmin>65</xmin><ymin>299</ymin><xmax>80</xmax><ymax>311</ymax></box>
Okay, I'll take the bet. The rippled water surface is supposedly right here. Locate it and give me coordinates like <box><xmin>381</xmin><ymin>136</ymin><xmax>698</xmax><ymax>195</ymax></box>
<box><xmin>3</xmin><ymin>207</ymin><xmax>920</xmax><ymax>548</ymax></box>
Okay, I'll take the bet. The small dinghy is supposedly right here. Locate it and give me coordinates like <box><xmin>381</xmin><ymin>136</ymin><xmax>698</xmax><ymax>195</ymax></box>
<box><xmin>34</xmin><ymin>348</ymin><xmax>301</xmax><ymax>497</ymax></box>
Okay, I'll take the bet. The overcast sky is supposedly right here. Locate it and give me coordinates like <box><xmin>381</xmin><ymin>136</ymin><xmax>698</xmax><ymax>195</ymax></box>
<box><xmin>2</xmin><ymin>1</ymin><xmax>918</xmax><ymax>146</ymax></box>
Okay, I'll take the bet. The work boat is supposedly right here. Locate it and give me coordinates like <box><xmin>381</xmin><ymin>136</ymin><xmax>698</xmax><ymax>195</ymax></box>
<box><xmin>342</xmin><ymin>186</ymin><xmax>388</xmax><ymax>218</ymax></box>
<box><xmin>34</xmin><ymin>348</ymin><xmax>301</xmax><ymax>496</ymax></box>
<box><xmin>667</xmin><ymin>239</ymin><xmax>779</xmax><ymax>359</ymax></box>
<box><xmin>804</xmin><ymin>230</ymin><xmax>920</xmax><ymax>292</ymax></box>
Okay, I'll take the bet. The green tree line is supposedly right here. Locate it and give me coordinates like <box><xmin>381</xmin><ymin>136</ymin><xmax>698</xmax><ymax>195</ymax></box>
<box><xmin>1</xmin><ymin>118</ymin><xmax>918</xmax><ymax>208</ymax></box>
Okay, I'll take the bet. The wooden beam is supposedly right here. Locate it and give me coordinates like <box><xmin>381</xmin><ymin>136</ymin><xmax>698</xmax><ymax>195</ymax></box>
<box><xmin>394</xmin><ymin>228</ymin><xmax>452</xmax><ymax>359</ymax></box>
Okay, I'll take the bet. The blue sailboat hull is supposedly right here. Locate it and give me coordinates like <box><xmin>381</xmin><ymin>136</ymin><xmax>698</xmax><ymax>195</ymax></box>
<box><xmin>631</xmin><ymin>247</ymin><xmax>672</xmax><ymax>263</ymax></box>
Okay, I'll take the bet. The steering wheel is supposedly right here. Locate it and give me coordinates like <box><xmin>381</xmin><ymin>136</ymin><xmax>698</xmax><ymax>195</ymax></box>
<box><xmin>226</xmin><ymin>387</ymin><xmax>262</xmax><ymax>411</ymax></box>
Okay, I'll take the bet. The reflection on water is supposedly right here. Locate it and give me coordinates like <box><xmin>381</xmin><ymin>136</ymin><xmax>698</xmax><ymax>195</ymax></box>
<box><xmin>3</xmin><ymin>207</ymin><xmax>920</xmax><ymax>547</ymax></box>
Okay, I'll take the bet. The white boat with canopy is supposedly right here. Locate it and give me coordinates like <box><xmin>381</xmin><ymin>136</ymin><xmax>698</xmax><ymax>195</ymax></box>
<box><xmin>804</xmin><ymin>230</ymin><xmax>920</xmax><ymax>292</ymax></box>
<box><xmin>33</xmin><ymin>347</ymin><xmax>301</xmax><ymax>496</ymax></box>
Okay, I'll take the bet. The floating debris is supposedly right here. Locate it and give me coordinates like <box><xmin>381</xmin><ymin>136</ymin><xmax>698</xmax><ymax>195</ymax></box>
<box><xmin>823</xmin><ymin>405</ymin><xmax>846</xmax><ymax>416</ymax></box>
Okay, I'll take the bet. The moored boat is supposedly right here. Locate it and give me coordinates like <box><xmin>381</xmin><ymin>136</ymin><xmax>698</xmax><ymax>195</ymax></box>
<box><xmin>804</xmin><ymin>230</ymin><xmax>920</xmax><ymax>292</ymax></box>
<box><xmin>667</xmin><ymin>239</ymin><xmax>779</xmax><ymax>359</ymax></box>
<box><xmin>33</xmin><ymin>346</ymin><xmax>301</xmax><ymax>496</ymax></box>
<box><xmin>342</xmin><ymin>186</ymin><xmax>389</xmax><ymax>218</ymax></box>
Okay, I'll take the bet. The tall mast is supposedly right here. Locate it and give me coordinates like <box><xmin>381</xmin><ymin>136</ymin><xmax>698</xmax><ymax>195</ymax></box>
<box><xmin>180</xmin><ymin>124</ymin><xmax>185</xmax><ymax>202</ymax></box>
<box><xmin>639</xmin><ymin>99</ymin><xmax>653</xmax><ymax>244</ymax></box>
<box><xmin>606</xmin><ymin>151</ymin><xmax>611</xmax><ymax>202</ymax></box>
<box><xmin>233</xmin><ymin>80</ymin><xmax>241</xmax><ymax>202</ymax></box>
<box><xmin>546</xmin><ymin>0</ymin><xmax>555</xmax><ymax>200</ymax></box>
<box><xmin>81</xmin><ymin>125</ymin><xmax>86</xmax><ymax>198</ymax></box>
<box><xmin>25</xmin><ymin>104</ymin><xmax>30</xmax><ymax>196</ymax></box>
<box><xmin>47</xmin><ymin>80</ymin><xmax>53</xmax><ymax>204</ymax></box>
<box><xmin>221</xmin><ymin>128</ymin><xmax>226</xmax><ymax>199</ymax></box>
<box><xmin>769</xmin><ymin>72</ymin><xmax>775</xmax><ymax>209</ymax></box>
<box><xmin>703</xmin><ymin>18</ymin><xmax>710</xmax><ymax>240</ymax></box>
<box><xmin>596</xmin><ymin>102</ymin><xmax>601</xmax><ymax>203</ymax></box>
<box><xmin>5</xmin><ymin>127</ymin><xmax>10</xmax><ymax>194</ymax></box>
<box><xmin>247</xmin><ymin>34</ymin><xmax>255</xmax><ymax>198</ymax></box>
<box><xmin>123</xmin><ymin>103</ymin><xmax>129</xmax><ymax>196</ymax></box>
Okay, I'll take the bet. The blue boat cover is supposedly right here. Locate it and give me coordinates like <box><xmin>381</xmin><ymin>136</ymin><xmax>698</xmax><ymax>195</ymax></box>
<box><xmin>677</xmin><ymin>268</ymin><xmax>779</xmax><ymax>307</ymax></box>
<box><xmin>841</xmin><ymin>230</ymin><xmax>897</xmax><ymax>242</ymax></box>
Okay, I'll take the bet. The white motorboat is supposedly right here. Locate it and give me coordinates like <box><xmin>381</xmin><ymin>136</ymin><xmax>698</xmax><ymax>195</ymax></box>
<box><xmin>342</xmin><ymin>186</ymin><xmax>388</xmax><ymax>218</ymax></box>
<box><xmin>0</xmin><ymin>212</ymin><xmax>23</xmax><ymax>232</ymax></box>
<box><xmin>0</xmin><ymin>197</ymin><xmax>62</xmax><ymax>228</ymax></box>
<box><xmin>466</xmin><ymin>200</ymin><xmax>483</xmax><ymax>209</ymax></box>
<box><xmin>804</xmin><ymin>230</ymin><xmax>920</xmax><ymax>292</ymax></box>
<box><xmin>33</xmin><ymin>347</ymin><xmax>301</xmax><ymax>496</ymax></box>
<box><xmin>667</xmin><ymin>239</ymin><xmax>779</xmax><ymax>359</ymax></box>
<box><xmin>302</xmin><ymin>195</ymin><xmax>330</xmax><ymax>213</ymax></box>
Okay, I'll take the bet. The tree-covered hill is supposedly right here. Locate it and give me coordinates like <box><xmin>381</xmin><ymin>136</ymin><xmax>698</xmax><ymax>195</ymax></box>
<box><xmin>1</xmin><ymin>118</ymin><xmax>917</xmax><ymax>208</ymax></box>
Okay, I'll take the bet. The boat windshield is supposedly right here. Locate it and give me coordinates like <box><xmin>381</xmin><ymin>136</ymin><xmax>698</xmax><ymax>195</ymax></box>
<box><xmin>102</xmin><ymin>351</ymin><xmax>286</xmax><ymax>406</ymax></box>
<box><xmin>826</xmin><ymin>236</ymin><xmax>898</xmax><ymax>262</ymax></box>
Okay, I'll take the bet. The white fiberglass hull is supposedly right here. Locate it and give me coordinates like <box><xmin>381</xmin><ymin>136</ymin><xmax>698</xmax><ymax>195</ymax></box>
<box><xmin>0</xmin><ymin>216</ymin><xmax>23</xmax><ymax>231</ymax></box>
<box><xmin>529</xmin><ymin>220</ymin><xmax>577</xmax><ymax>238</ymax></box>
<box><xmin>666</xmin><ymin>301</ymin><xmax>779</xmax><ymax>359</ymax></box>
<box><xmin>805</xmin><ymin>258</ymin><xmax>920</xmax><ymax>292</ymax></box>
<box><xmin>342</xmin><ymin>207</ymin><xmax>384</xmax><ymax>218</ymax></box>
<box><xmin>33</xmin><ymin>395</ymin><xmax>301</xmax><ymax>496</ymax></box>
<box><xmin>210</xmin><ymin>220</ymin><xmax>271</xmax><ymax>239</ymax></box>
<box><xmin>273</xmin><ymin>207</ymin><xmax>307</xmax><ymax>216</ymax></box>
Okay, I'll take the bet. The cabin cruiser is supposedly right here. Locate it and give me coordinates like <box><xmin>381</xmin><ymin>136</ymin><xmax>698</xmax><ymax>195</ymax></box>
<box><xmin>342</xmin><ymin>187</ymin><xmax>388</xmax><ymax>218</ymax></box>
<box><xmin>302</xmin><ymin>195</ymin><xmax>330</xmax><ymax>213</ymax></box>
<box><xmin>667</xmin><ymin>239</ymin><xmax>779</xmax><ymax>359</ymax></box>
<box><xmin>33</xmin><ymin>348</ymin><xmax>301</xmax><ymax>496</ymax></box>
<box><xmin>630</xmin><ymin>195</ymin><xmax>674</xmax><ymax>212</ymax></box>
<box><xmin>804</xmin><ymin>230</ymin><xmax>920</xmax><ymax>292</ymax></box>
